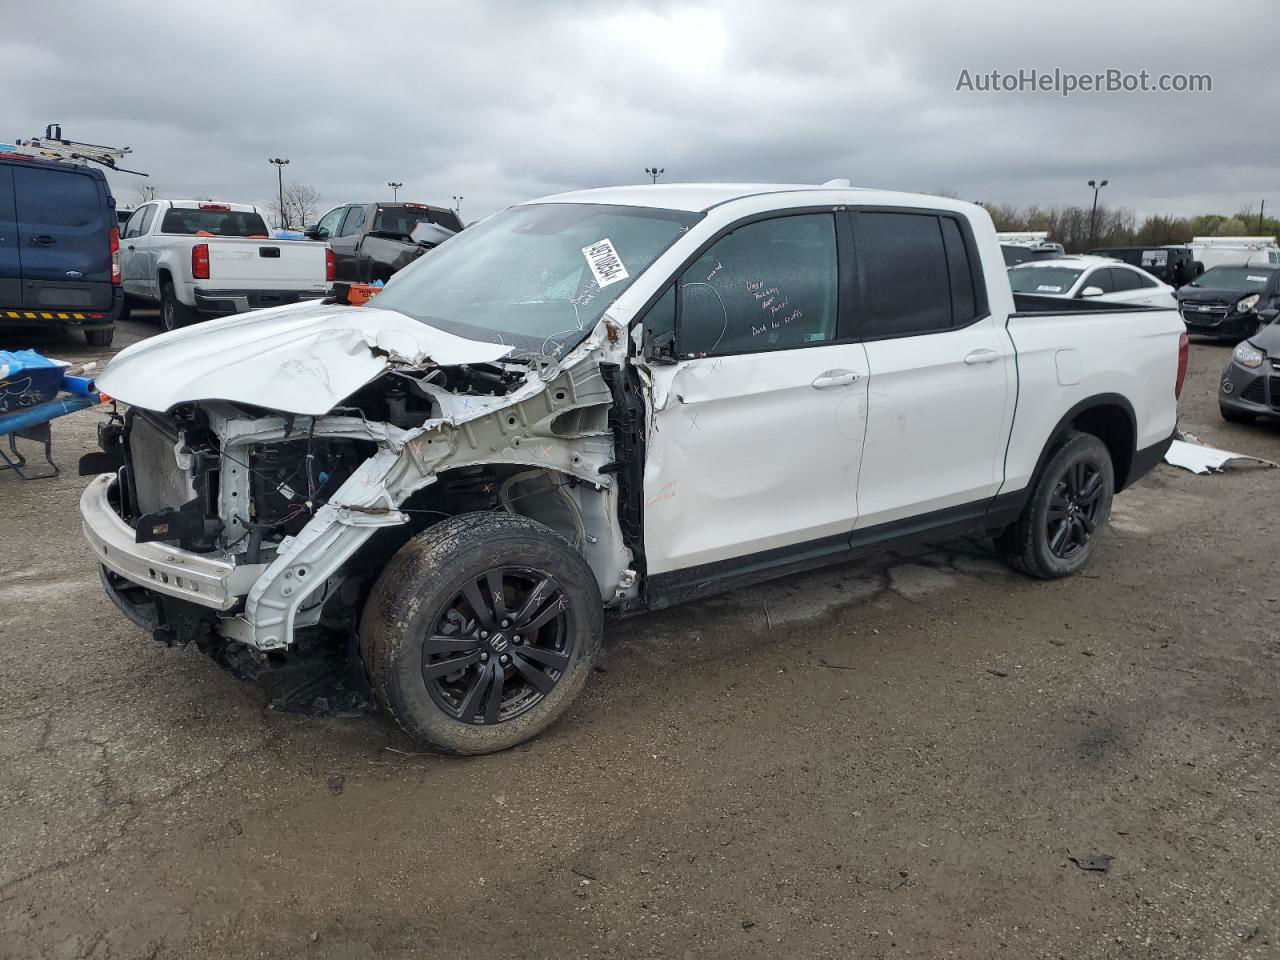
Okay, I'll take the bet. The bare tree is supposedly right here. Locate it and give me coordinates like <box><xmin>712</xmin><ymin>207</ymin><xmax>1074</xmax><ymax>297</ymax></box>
<box><xmin>133</xmin><ymin>183</ymin><xmax>158</xmax><ymax>205</ymax></box>
<box><xmin>265</xmin><ymin>182</ymin><xmax>321</xmax><ymax>230</ymax></box>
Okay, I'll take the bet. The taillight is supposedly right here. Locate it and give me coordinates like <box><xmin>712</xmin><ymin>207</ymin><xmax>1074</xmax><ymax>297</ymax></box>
<box><xmin>192</xmin><ymin>242</ymin><xmax>210</xmax><ymax>280</ymax></box>
<box><xmin>325</xmin><ymin>247</ymin><xmax>335</xmax><ymax>282</ymax></box>
<box><xmin>109</xmin><ymin>227</ymin><xmax>120</xmax><ymax>285</ymax></box>
<box><xmin>1174</xmin><ymin>332</ymin><xmax>1189</xmax><ymax>399</ymax></box>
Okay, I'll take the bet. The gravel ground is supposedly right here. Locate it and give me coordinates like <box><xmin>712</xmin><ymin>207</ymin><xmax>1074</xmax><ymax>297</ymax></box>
<box><xmin>1</xmin><ymin>320</ymin><xmax>1278</xmax><ymax>959</ymax></box>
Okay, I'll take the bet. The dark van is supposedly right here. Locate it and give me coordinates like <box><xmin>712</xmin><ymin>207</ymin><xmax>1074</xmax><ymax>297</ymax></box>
<box><xmin>0</xmin><ymin>154</ymin><xmax>122</xmax><ymax>346</ymax></box>
<box><xmin>1088</xmin><ymin>246</ymin><xmax>1202</xmax><ymax>287</ymax></box>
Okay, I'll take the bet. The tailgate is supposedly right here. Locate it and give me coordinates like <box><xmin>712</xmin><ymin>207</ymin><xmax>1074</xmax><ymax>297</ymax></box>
<box><xmin>205</xmin><ymin>239</ymin><xmax>327</xmax><ymax>291</ymax></box>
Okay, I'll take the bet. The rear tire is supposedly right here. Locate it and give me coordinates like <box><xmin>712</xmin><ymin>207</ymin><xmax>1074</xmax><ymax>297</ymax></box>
<box><xmin>1220</xmin><ymin>406</ymin><xmax>1255</xmax><ymax>424</ymax></box>
<box><xmin>83</xmin><ymin>327</ymin><xmax>114</xmax><ymax>347</ymax></box>
<box><xmin>159</xmin><ymin>281</ymin><xmax>196</xmax><ymax>332</ymax></box>
<box><xmin>998</xmin><ymin>431</ymin><xmax>1115</xmax><ymax>579</ymax></box>
<box><xmin>359</xmin><ymin>512</ymin><xmax>603</xmax><ymax>755</ymax></box>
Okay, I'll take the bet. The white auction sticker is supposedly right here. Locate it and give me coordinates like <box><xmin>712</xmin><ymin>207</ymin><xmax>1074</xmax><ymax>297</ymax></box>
<box><xmin>582</xmin><ymin>238</ymin><xmax>629</xmax><ymax>288</ymax></box>
<box><xmin>1248</xmin><ymin>275</ymin><xmax>1267</xmax><ymax>283</ymax></box>
<box><xmin>1037</xmin><ymin>284</ymin><xmax>1063</xmax><ymax>292</ymax></box>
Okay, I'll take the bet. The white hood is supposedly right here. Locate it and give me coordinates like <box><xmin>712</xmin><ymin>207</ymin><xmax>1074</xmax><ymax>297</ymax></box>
<box><xmin>97</xmin><ymin>302</ymin><xmax>514</xmax><ymax>415</ymax></box>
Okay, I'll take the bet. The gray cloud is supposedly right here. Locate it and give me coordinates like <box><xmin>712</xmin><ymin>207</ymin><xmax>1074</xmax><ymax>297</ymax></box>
<box><xmin>4</xmin><ymin>0</ymin><xmax>1277</xmax><ymax>222</ymax></box>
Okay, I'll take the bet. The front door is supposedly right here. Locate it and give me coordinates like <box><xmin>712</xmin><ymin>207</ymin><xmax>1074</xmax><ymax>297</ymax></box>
<box><xmin>642</xmin><ymin>212</ymin><xmax>870</xmax><ymax>574</ymax></box>
<box><xmin>330</xmin><ymin>205</ymin><xmax>366</xmax><ymax>282</ymax></box>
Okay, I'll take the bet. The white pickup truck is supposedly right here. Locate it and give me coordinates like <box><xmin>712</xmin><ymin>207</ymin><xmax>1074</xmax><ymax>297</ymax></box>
<box><xmin>83</xmin><ymin>183</ymin><xmax>1187</xmax><ymax>754</ymax></box>
<box><xmin>118</xmin><ymin>200</ymin><xmax>331</xmax><ymax>330</ymax></box>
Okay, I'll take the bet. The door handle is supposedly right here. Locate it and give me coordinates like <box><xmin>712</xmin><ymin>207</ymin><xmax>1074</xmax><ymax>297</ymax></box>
<box><xmin>29</xmin><ymin>235</ymin><xmax>55</xmax><ymax>246</ymax></box>
<box><xmin>963</xmin><ymin>349</ymin><xmax>1000</xmax><ymax>365</ymax></box>
<box><xmin>811</xmin><ymin>369</ymin><xmax>860</xmax><ymax>389</ymax></box>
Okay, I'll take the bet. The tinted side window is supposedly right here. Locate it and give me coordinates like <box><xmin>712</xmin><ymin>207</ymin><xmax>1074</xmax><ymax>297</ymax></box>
<box><xmin>1125</xmin><ymin>269</ymin><xmax>1156</xmax><ymax>289</ymax></box>
<box><xmin>338</xmin><ymin>205</ymin><xmax>366</xmax><ymax>237</ymax></box>
<box><xmin>855</xmin><ymin>212</ymin><xmax>950</xmax><ymax>337</ymax></box>
<box><xmin>677</xmin><ymin>214</ymin><xmax>838</xmax><ymax>356</ymax></box>
<box><xmin>941</xmin><ymin>217</ymin><xmax>977</xmax><ymax>323</ymax></box>
<box><xmin>14</xmin><ymin>167</ymin><xmax>102</xmax><ymax>227</ymax></box>
<box><xmin>1086</xmin><ymin>268</ymin><xmax>1117</xmax><ymax>294</ymax></box>
<box><xmin>642</xmin><ymin>285</ymin><xmax>675</xmax><ymax>343</ymax></box>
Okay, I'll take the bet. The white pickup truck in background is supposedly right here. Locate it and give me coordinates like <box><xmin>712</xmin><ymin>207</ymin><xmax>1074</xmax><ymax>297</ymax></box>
<box><xmin>118</xmin><ymin>200</ymin><xmax>331</xmax><ymax>330</ymax></box>
<box><xmin>85</xmin><ymin>183</ymin><xmax>1187</xmax><ymax>754</ymax></box>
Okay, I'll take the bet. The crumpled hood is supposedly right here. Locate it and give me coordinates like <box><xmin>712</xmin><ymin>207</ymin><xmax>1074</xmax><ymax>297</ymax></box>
<box><xmin>97</xmin><ymin>302</ymin><xmax>513</xmax><ymax>415</ymax></box>
<box><xmin>1248</xmin><ymin>321</ymin><xmax>1280</xmax><ymax>355</ymax></box>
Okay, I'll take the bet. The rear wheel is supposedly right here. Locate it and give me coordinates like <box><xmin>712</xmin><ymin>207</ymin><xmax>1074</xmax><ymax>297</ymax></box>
<box><xmin>359</xmin><ymin>512</ymin><xmax>603</xmax><ymax>755</ymax></box>
<box><xmin>159</xmin><ymin>281</ymin><xmax>195</xmax><ymax>332</ymax></box>
<box><xmin>83</xmin><ymin>326</ymin><xmax>114</xmax><ymax>347</ymax></box>
<box><xmin>999</xmin><ymin>431</ymin><xmax>1115</xmax><ymax>579</ymax></box>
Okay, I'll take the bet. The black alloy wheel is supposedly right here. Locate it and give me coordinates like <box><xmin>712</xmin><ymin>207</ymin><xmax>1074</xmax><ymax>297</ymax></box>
<box><xmin>1045</xmin><ymin>460</ymin><xmax>1105</xmax><ymax>560</ymax></box>
<box><xmin>422</xmin><ymin>567</ymin><xmax>573</xmax><ymax>725</ymax></box>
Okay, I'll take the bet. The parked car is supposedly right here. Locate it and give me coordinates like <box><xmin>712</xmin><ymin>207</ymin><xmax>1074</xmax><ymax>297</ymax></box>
<box><xmin>1177</xmin><ymin>263</ymin><xmax>1280</xmax><ymax>341</ymax></box>
<box><xmin>119</xmin><ymin>199</ymin><xmax>331</xmax><ymax>331</ymax></box>
<box><xmin>1218</xmin><ymin>301</ymin><xmax>1280</xmax><ymax>422</ymax></box>
<box><xmin>306</xmin><ymin>202</ymin><xmax>463</xmax><ymax>284</ymax></box>
<box><xmin>1087</xmin><ymin>245</ymin><xmax>1203</xmax><ymax>287</ymax></box>
<box><xmin>82</xmin><ymin>184</ymin><xmax>1185</xmax><ymax>754</ymax></box>
<box><xmin>1007</xmin><ymin>256</ymin><xmax>1177</xmax><ymax>308</ymax></box>
<box><xmin>0</xmin><ymin>153</ymin><xmax>123</xmax><ymax>345</ymax></box>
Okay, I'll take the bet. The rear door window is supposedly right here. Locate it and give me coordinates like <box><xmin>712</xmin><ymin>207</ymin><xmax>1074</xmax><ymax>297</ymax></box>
<box><xmin>1085</xmin><ymin>268</ymin><xmax>1117</xmax><ymax>294</ymax></box>
<box><xmin>853</xmin><ymin>212</ymin><xmax>951</xmax><ymax>337</ymax></box>
<box><xmin>14</xmin><ymin>167</ymin><xmax>102</xmax><ymax>227</ymax></box>
<box><xmin>676</xmin><ymin>214</ymin><xmax>838</xmax><ymax>356</ymax></box>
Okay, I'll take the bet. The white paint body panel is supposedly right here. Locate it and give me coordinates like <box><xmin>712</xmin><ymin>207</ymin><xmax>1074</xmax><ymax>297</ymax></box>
<box><xmin>96</xmin><ymin>302</ymin><xmax>512</xmax><ymax>415</ymax></box>
<box><xmin>642</xmin><ymin>344</ymin><xmax>869</xmax><ymax>573</ymax></box>
<box><xmin>855</xmin><ymin>314</ymin><xmax>1015</xmax><ymax>528</ymax></box>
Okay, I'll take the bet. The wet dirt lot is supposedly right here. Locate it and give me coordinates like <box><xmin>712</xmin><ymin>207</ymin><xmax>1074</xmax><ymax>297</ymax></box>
<box><xmin>1</xmin><ymin>321</ymin><xmax>1278</xmax><ymax>959</ymax></box>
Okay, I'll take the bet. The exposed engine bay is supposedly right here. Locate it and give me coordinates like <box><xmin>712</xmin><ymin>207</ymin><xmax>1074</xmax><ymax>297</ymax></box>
<box><xmin>84</xmin><ymin>341</ymin><xmax>642</xmax><ymax>696</ymax></box>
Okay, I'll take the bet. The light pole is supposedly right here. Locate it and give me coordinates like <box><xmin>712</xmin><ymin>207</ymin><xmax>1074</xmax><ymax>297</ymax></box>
<box><xmin>1087</xmin><ymin>178</ymin><xmax>1108</xmax><ymax>248</ymax></box>
<box><xmin>268</xmin><ymin>157</ymin><xmax>290</xmax><ymax>228</ymax></box>
<box><xmin>452</xmin><ymin>195</ymin><xmax>463</xmax><ymax>219</ymax></box>
<box><xmin>1258</xmin><ymin>199</ymin><xmax>1266</xmax><ymax>234</ymax></box>
<box><xmin>388</xmin><ymin>181</ymin><xmax>403</xmax><ymax>202</ymax></box>
<box><xmin>645</xmin><ymin>166</ymin><xmax>664</xmax><ymax>184</ymax></box>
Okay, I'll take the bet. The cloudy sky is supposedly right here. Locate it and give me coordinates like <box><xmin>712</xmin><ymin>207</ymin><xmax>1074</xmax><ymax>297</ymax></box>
<box><xmin>5</xmin><ymin>0</ymin><xmax>1278</xmax><ymax>223</ymax></box>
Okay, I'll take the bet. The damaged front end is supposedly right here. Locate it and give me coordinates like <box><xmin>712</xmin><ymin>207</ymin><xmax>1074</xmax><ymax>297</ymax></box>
<box><xmin>82</xmin><ymin>331</ymin><xmax>642</xmax><ymax>697</ymax></box>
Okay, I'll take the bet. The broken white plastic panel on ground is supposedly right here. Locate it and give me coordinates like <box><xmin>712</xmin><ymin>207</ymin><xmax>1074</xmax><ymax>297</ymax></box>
<box><xmin>1164</xmin><ymin>438</ymin><xmax>1278</xmax><ymax>475</ymax></box>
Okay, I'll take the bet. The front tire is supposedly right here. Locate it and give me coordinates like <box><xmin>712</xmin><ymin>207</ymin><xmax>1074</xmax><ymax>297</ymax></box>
<box><xmin>999</xmin><ymin>431</ymin><xmax>1115</xmax><ymax>579</ymax></box>
<box><xmin>359</xmin><ymin>512</ymin><xmax>603</xmax><ymax>755</ymax></box>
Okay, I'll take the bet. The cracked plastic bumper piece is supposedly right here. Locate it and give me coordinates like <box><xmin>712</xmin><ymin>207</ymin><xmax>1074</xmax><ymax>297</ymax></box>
<box><xmin>80</xmin><ymin>474</ymin><xmax>264</xmax><ymax>611</ymax></box>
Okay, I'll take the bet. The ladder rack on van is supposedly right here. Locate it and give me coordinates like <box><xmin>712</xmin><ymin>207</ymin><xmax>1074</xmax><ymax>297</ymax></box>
<box><xmin>0</xmin><ymin>124</ymin><xmax>148</xmax><ymax>176</ymax></box>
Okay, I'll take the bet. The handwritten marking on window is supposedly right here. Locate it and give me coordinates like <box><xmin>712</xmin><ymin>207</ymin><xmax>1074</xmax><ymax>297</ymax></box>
<box><xmin>706</xmin><ymin>261</ymin><xmax>723</xmax><ymax>282</ymax></box>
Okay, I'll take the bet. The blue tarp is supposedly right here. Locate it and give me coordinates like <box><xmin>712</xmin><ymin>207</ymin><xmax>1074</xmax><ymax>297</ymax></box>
<box><xmin>0</xmin><ymin>350</ymin><xmax>66</xmax><ymax>413</ymax></box>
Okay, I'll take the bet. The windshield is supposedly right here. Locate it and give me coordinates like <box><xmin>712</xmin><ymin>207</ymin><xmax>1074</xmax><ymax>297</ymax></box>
<box><xmin>160</xmin><ymin>208</ymin><xmax>269</xmax><ymax>237</ymax></box>
<box><xmin>373</xmin><ymin>205</ymin><xmax>463</xmax><ymax>236</ymax></box>
<box><xmin>1190</xmin><ymin>266</ymin><xmax>1275</xmax><ymax>290</ymax></box>
<box><xmin>1008</xmin><ymin>265</ymin><xmax>1084</xmax><ymax>295</ymax></box>
<box><xmin>373</xmin><ymin>202</ymin><xmax>701</xmax><ymax>355</ymax></box>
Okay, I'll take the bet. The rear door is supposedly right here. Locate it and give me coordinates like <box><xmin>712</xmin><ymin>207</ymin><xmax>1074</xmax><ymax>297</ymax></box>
<box><xmin>13</xmin><ymin>164</ymin><xmax>113</xmax><ymax>311</ymax></box>
<box><xmin>853</xmin><ymin>210</ymin><xmax>1015</xmax><ymax>528</ymax></box>
<box><xmin>642</xmin><ymin>212</ymin><xmax>871</xmax><ymax>573</ymax></box>
<box><xmin>0</xmin><ymin>165</ymin><xmax>20</xmax><ymax>307</ymax></box>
